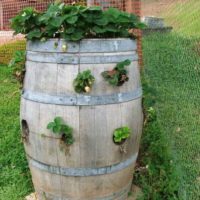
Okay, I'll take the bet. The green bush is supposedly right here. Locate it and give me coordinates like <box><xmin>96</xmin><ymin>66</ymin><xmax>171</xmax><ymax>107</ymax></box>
<box><xmin>0</xmin><ymin>40</ymin><xmax>26</xmax><ymax>65</ymax></box>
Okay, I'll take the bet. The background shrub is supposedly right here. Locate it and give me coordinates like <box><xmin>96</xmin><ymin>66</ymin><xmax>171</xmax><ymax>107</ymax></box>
<box><xmin>0</xmin><ymin>40</ymin><xmax>26</xmax><ymax>65</ymax></box>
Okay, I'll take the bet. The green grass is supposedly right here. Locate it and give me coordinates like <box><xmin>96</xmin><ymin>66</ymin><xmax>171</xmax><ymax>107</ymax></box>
<box><xmin>0</xmin><ymin>65</ymin><xmax>33</xmax><ymax>199</ymax></box>
<box><xmin>137</xmin><ymin>32</ymin><xmax>200</xmax><ymax>199</ymax></box>
<box><xmin>133</xmin><ymin>85</ymin><xmax>181</xmax><ymax>199</ymax></box>
<box><xmin>163</xmin><ymin>0</ymin><xmax>200</xmax><ymax>38</ymax></box>
<box><xmin>0</xmin><ymin>40</ymin><xmax>26</xmax><ymax>65</ymax></box>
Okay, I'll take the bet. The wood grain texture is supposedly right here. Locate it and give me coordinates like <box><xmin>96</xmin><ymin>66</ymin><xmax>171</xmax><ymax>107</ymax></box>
<box><xmin>29</xmin><ymin>163</ymin><xmax>134</xmax><ymax>200</ymax></box>
<box><xmin>24</xmin><ymin>61</ymin><xmax>139</xmax><ymax>96</ymax></box>
<box><xmin>22</xmin><ymin>98</ymin><xmax>141</xmax><ymax>168</ymax></box>
<box><xmin>21</xmin><ymin>38</ymin><xmax>143</xmax><ymax>200</ymax></box>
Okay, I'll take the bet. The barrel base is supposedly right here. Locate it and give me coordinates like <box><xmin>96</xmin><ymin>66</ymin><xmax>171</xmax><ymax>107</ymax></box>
<box><xmin>29</xmin><ymin>162</ymin><xmax>134</xmax><ymax>200</ymax></box>
<box><xmin>35</xmin><ymin>185</ymin><xmax>131</xmax><ymax>200</ymax></box>
<box><xmin>25</xmin><ymin>185</ymin><xmax>142</xmax><ymax>200</ymax></box>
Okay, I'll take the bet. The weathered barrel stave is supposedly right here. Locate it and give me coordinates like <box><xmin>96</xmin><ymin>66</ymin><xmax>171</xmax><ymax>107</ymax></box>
<box><xmin>23</xmin><ymin>61</ymin><xmax>140</xmax><ymax>97</ymax></box>
<box><xmin>29</xmin><ymin>163</ymin><xmax>134</xmax><ymax>200</ymax></box>
<box><xmin>21</xmin><ymin>98</ymin><xmax>143</xmax><ymax>168</ymax></box>
<box><xmin>21</xmin><ymin>38</ymin><xmax>143</xmax><ymax>200</ymax></box>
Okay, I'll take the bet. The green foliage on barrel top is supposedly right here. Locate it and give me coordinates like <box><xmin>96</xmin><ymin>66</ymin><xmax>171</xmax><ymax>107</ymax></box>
<box><xmin>73</xmin><ymin>70</ymin><xmax>95</xmax><ymax>93</ymax></box>
<box><xmin>11</xmin><ymin>2</ymin><xmax>145</xmax><ymax>41</ymax></box>
<box><xmin>101</xmin><ymin>59</ymin><xmax>130</xmax><ymax>86</ymax></box>
<box><xmin>47</xmin><ymin>117</ymin><xmax>74</xmax><ymax>145</ymax></box>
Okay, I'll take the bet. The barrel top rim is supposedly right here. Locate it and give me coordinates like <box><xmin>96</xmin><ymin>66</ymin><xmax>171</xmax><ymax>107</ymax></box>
<box><xmin>27</xmin><ymin>38</ymin><xmax>136</xmax><ymax>43</ymax></box>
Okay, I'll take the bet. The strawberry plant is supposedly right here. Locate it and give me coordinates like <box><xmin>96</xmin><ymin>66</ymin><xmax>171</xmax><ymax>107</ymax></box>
<box><xmin>102</xmin><ymin>59</ymin><xmax>131</xmax><ymax>86</ymax></box>
<box><xmin>11</xmin><ymin>2</ymin><xmax>145</xmax><ymax>41</ymax></box>
<box><xmin>113</xmin><ymin>126</ymin><xmax>131</xmax><ymax>144</ymax></box>
<box><xmin>47</xmin><ymin>117</ymin><xmax>74</xmax><ymax>145</ymax></box>
<box><xmin>73</xmin><ymin>70</ymin><xmax>95</xmax><ymax>93</ymax></box>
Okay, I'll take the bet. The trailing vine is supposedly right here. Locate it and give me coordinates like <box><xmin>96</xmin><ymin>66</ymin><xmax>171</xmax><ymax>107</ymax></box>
<box><xmin>11</xmin><ymin>2</ymin><xmax>145</xmax><ymax>41</ymax></box>
<box><xmin>101</xmin><ymin>59</ymin><xmax>131</xmax><ymax>86</ymax></box>
<box><xmin>47</xmin><ymin>117</ymin><xmax>74</xmax><ymax>145</ymax></box>
<box><xmin>73</xmin><ymin>70</ymin><xmax>95</xmax><ymax>93</ymax></box>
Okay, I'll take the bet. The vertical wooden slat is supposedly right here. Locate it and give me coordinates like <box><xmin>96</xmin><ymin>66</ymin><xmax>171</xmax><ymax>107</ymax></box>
<box><xmin>22</xmin><ymin>38</ymin><xmax>143</xmax><ymax>200</ymax></box>
<box><xmin>79</xmin><ymin>106</ymin><xmax>96</xmax><ymax>167</ymax></box>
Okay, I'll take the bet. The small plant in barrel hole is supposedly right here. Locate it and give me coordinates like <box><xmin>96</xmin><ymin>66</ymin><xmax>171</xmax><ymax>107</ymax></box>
<box><xmin>47</xmin><ymin>117</ymin><xmax>74</xmax><ymax>145</ymax></box>
<box><xmin>102</xmin><ymin>59</ymin><xmax>131</xmax><ymax>86</ymax></box>
<box><xmin>73</xmin><ymin>70</ymin><xmax>95</xmax><ymax>93</ymax></box>
<box><xmin>113</xmin><ymin>126</ymin><xmax>131</xmax><ymax>144</ymax></box>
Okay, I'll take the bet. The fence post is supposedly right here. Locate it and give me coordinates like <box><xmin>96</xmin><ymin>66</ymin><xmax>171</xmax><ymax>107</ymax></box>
<box><xmin>123</xmin><ymin>0</ymin><xmax>143</xmax><ymax>67</ymax></box>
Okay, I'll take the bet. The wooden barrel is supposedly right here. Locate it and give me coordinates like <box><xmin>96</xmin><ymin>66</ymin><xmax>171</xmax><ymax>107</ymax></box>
<box><xmin>20</xmin><ymin>38</ymin><xmax>143</xmax><ymax>200</ymax></box>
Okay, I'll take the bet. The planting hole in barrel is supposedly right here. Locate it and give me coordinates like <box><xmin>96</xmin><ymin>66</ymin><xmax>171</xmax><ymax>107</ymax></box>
<box><xmin>113</xmin><ymin>135</ymin><xmax>127</xmax><ymax>145</ymax></box>
<box><xmin>21</xmin><ymin>120</ymin><xmax>29</xmax><ymax>143</ymax></box>
<box><xmin>113</xmin><ymin>126</ymin><xmax>131</xmax><ymax>146</ymax></box>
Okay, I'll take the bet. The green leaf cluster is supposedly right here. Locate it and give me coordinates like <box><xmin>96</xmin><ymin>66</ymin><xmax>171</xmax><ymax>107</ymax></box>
<box><xmin>11</xmin><ymin>2</ymin><xmax>145</xmax><ymax>41</ymax></box>
<box><xmin>73</xmin><ymin>70</ymin><xmax>95</xmax><ymax>93</ymax></box>
<box><xmin>8</xmin><ymin>50</ymin><xmax>26</xmax><ymax>85</ymax></box>
<box><xmin>113</xmin><ymin>126</ymin><xmax>131</xmax><ymax>143</ymax></box>
<box><xmin>47</xmin><ymin>117</ymin><xmax>74</xmax><ymax>145</ymax></box>
<box><xmin>102</xmin><ymin>59</ymin><xmax>131</xmax><ymax>86</ymax></box>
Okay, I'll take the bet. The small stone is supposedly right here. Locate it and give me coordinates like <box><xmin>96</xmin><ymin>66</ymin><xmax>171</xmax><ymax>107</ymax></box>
<box><xmin>25</xmin><ymin>193</ymin><xmax>37</xmax><ymax>200</ymax></box>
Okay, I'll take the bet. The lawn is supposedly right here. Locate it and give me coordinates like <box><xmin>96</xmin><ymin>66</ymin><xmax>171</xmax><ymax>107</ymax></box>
<box><xmin>140</xmin><ymin>33</ymin><xmax>200</xmax><ymax>199</ymax></box>
<box><xmin>0</xmin><ymin>65</ymin><xmax>33</xmax><ymax>200</ymax></box>
<box><xmin>163</xmin><ymin>0</ymin><xmax>200</xmax><ymax>37</ymax></box>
